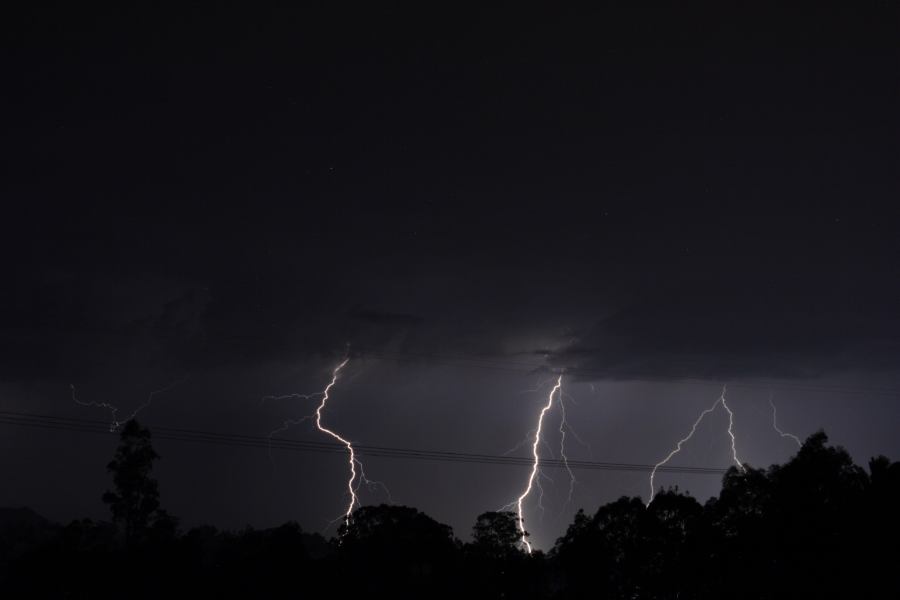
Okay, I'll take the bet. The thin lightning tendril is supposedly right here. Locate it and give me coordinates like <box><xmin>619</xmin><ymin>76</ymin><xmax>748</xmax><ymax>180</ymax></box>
<box><xmin>647</xmin><ymin>385</ymin><xmax>744</xmax><ymax>507</ymax></box>
<box><xmin>70</xmin><ymin>378</ymin><xmax>184</xmax><ymax>432</ymax></box>
<box><xmin>560</xmin><ymin>391</ymin><xmax>593</xmax><ymax>456</ymax></box>
<box><xmin>557</xmin><ymin>381</ymin><xmax>577</xmax><ymax>510</ymax></box>
<box><xmin>503</xmin><ymin>433</ymin><xmax>557</xmax><ymax>460</ymax></box>
<box><xmin>264</xmin><ymin>393</ymin><xmax>322</xmax><ymax>464</ymax></box>
<box><xmin>769</xmin><ymin>393</ymin><xmax>802</xmax><ymax>447</ymax></box>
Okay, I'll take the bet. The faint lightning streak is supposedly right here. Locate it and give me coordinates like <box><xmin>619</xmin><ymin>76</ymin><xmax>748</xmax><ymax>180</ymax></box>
<box><xmin>261</xmin><ymin>392</ymin><xmax>322</xmax><ymax>407</ymax></box>
<box><xmin>647</xmin><ymin>392</ymin><xmax>722</xmax><ymax>507</ymax></box>
<box><xmin>515</xmin><ymin>374</ymin><xmax>562</xmax><ymax>554</ymax></box>
<box><xmin>557</xmin><ymin>380</ymin><xmax>577</xmax><ymax>509</ymax></box>
<box><xmin>533</xmin><ymin>472</ymin><xmax>553</xmax><ymax>519</ymax></box>
<box><xmin>356</xmin><ymin>459</ymin><xmax>394</xmax><ymax>504</ymax></box>
<box><xmin>561</xmin><ymin>390</ymin><xmax>594</xmax><ymax>458</ymax></box>
<box><xmin>647</xmin><ymin>385</ymin><xmax>746</xmax><ymax>506</ymax></box>
<box><xmin>266</xmin><ymin>414</ymin><xmax>315</xmax><ymax>466</ymax></box>
<box><xmin>769</xmin><ymin>393</ymin><xmax>801</xmax><ymax>447</ymax></box>
<box><xmin>71</xmin><ymin>378</ymin><xmax>184</xmax><ymax>432</ymax></box>
<box><xmin>720</xmin><ymin>385</ymin><xmax>745</xmax><ymax>470</ymax></box>
<box><xmin>264</xmin><ymin>392</ymin><xmax>322</xmax><ymax>462</ymax></box>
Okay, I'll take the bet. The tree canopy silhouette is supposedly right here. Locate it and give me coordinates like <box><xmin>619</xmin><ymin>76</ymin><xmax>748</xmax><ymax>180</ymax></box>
<box><xmin>469</xmin><ymin>510</ymin><xmax>523</xmax><ymax>559</ymax></box>
<box><xmin>103</xmin><ymin>420</ymin><xmax>175</xmax><ymax>545</ymax></box>
<box><xmin>1</xmin><ymin>429</ymin><xmax>898</xmax><ymax>599</ymax></box>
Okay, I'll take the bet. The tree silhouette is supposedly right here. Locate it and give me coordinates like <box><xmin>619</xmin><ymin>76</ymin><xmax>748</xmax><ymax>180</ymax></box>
<box><xmin>465</xmin><ymin>511</ymin><xmax>545</xmax><ymax>599</ymax></box>
<box><xmin>338</xmin><ymin>504</ymin><xmax>460</xmax><ymax>599</ymax></box>
<box><xmin>469</xmin><ymin>510</ymin><xmax>522</xmax><ymax>559</ymax></box>
<box><xmin>102</xmin><ymin>420</ymin><xmax>168</xmax><ymax>545</ymax></box>
<box><xmin>2</xmin><ymin>428</ymin><xmax>899</xmax><ymax>598</ymax></box>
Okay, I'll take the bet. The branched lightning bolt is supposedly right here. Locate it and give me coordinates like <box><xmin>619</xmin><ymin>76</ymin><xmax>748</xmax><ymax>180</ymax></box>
<box><xmin>513</xmin><ymin>374</ymin><xmax>562</xmax><ymax>554</ymax></box>
<box><xmin>647</xmin><ymin>385</ymin><xmax>744</xmax><ymax>507</ymax></box>
<box><xmin>267</xmin><ymin>358</ymin><xmax>391</xmax><ymax>531</ymax></box>
<box><xmin>769</xmin><ymin>393</ymin><xmax>801</xmax><ymax>447</ymax></box>
<box><xmin>70</xmin><ymin>378</ymin><xmax>185</xmax><ymax>432</ymax></box>
<box><xmin>503</xmin><ymin>432</ymin><xmax>557</xmax><ymax>460</ymax></box>
<box><xmin>560</xmin><ymin>390</ymin><xmax>592</xmax><ymax>447</ymax></box>
<box><xmin>313</xmin><ymin>358</ymin><xmax>361</xmax><ymax>526</ymax></box>
<box><xmin>533</xmin><ymin>471</ymin><xmax>554</xmax><ymax>518</ymax></box>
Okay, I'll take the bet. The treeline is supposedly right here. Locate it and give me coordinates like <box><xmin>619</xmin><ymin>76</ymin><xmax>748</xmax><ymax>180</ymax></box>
<box><xmin>1</xmin><ymin>422</ymin><xmax>898</xmax><ymax>599</ymax></box>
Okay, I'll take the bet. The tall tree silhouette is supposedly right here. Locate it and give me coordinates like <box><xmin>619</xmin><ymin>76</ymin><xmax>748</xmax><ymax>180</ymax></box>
<box><xmin>465</xmin><ymin>511</ymin><xmax>544</xmax><ymax>599</ymax></box>
<box><xmin>102</xmin><ymin>420</ymin><xmax>165</xmax><ymax>545</ymax></box>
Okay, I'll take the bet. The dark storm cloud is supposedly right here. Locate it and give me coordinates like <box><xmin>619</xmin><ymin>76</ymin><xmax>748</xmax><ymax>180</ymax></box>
<box><xmin>348</xmin><ymin>307</ymin><xmax>422</xmax><ymax>327</ymax></box>
<box><xmin>547</xmin><ymin>288</ymin><xmax>900</xmax><ymax>381</ymax></box>
<box><xmin>2</xmin><ymin>1</ymin><xmax>900</xmax><ymax>548</ymax></box>
<box><xmin>0</xmin><ymin>272</ymin><xmax>209</xmax><ymax>381</ymax></box>
<box><xmin>2</xmin><ymin>5</ymin><xmax>899</xmax><ymax>385</ymax></box>
<box><xmin>0</xmin><ymin>266</ymin><xmax>431</xmax><ymax>381</ymax></box>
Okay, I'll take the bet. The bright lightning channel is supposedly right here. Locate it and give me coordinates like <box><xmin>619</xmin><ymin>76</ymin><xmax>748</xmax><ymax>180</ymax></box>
<box><xmin>71</xmin><ymin>378</ymin><xmax>184</xmax><ymax>432</ymax></box>
<box><xmin>513</xmin><ymin>374</ymin><xmax>562</xmax><ymax>554</ymax></box>
<box><xmin>313</xmin><ymin>358</ymin><xmax>361</xmax><ymax>527</ymax></box>
<box><xmin>769</xmin><ymin>393</ymin><xmax>801</xmax><ymax>447</ymax></box>
<box><xmin>267</xmin><ymin>358</ymin><xmax>391</xmax><ymax>531</ymax></box>
<box><xmin>647</xmin><ymin>385</ymin><xmax>744</xmax><ymax>507</ymax></box>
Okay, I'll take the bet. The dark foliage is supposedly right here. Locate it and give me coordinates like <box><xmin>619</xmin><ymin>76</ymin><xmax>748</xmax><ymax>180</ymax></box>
<box><xmin>1</xmin><ymin>428</ymin><xmax>898</xmax><ymax>599</ymax></box>
<box><xmin>551</xmin><ymin>431</ymin><xmax>900</xmax><ymax>600</ymax></box>
<box><xmin>102</xmin><ymin>420</ymin><xmax>175</xmax><ymax>546</ymax></box>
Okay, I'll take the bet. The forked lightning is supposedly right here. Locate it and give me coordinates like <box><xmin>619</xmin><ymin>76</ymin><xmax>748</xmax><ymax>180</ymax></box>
<box><xmin>647</xmin><ymin>385</ymin><xmax>744</xmax><ymax>506</ymax></box>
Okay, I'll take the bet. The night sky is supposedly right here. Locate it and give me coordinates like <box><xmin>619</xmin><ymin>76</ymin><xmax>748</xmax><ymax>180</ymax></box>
<box><xmin>2</xmin><ymin>3</ymin><xmax>899</xmax><ymax>549</ymax></box>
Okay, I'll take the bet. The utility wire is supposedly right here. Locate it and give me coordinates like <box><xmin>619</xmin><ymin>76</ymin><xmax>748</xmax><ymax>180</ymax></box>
<box><xmin>0</xmin><ymin>410</ymin><xmax>730</xmax><ymax>475</ymax></box>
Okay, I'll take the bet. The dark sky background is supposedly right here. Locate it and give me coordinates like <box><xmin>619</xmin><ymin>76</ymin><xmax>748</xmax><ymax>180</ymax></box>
<box><xmin>2</xmin><ymin>2</ymin><xmax>899</xmax><ymax>549</ymax></box>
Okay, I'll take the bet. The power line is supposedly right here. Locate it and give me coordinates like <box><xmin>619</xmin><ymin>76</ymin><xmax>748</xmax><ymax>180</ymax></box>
<box><xmin>0</xmin><ymin>410</ymin><xmax>729</xmax><ymax>475</ymax></box>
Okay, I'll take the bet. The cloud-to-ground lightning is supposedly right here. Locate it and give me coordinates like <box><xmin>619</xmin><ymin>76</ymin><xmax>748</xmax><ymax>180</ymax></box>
<box><xmin>266</xmin><ymin>358</ymin><xmax>391</xmax><ymax>531</ymax></box>
<box><xmin>509</xmin><ymin>375</ymin><xmax>562</xmax><ymax>554</ymax></box>
<box><xmin>500</xmin><ymin>375</ymin><xmax>584</xmax><ymax>549</ymax></box>
<box><xmin>769</xmin><ymin>393</ymin><xmax>802</xmax><ymax>447</ymax></box>
<box><xmin>312</xmin><ymin>358</ymin><xmax>362</xmax><ymax>527</ymax></box>
<box><xmin>647</xmin><ymin>385</ymin><xmax>744</xmax><ymax>506</ymax></box>
<box><xmin>556</xmin><ymin>380</ymin><xmax>577</xmax><ymax>510</ymax></box>
<box><xmin>70</xmin><ymin>378</ymin><xmax>185</xmax><ymax>432</ymax></box>
<box><xmin>720</xmin><ymin>386</ymin><xmax>744</xmax><ymax>469</ymax></box>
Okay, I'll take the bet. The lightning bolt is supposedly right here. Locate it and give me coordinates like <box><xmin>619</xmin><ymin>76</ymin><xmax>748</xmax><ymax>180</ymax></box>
<box><xmin>769</xmin><ymin>393</ymin><xmax>801</xmax><ymax>447</ymax></box>
<box><xmin>70</xmin><ymin>378</ymin><xmax>184</xmax><ymax>432</ymax></box>
<box><xmin>263</xmin><ymin>393</ymin><xmax>321</xmax><ymax>466</ymax></box>
<box><xmin>647</xmin><ymin>385</ymin><xmax>744</xmax><ymax>507</ymax></box>
<box><xmin>557</xmin><ymin>381</ymin><xmax>577</xmax><ymax>510</ymax></box>
<box><xmin>267</xmin><ymin>357</ymin><xmax>391</xmax><ymax>531</ymax></box>
<box><xmin>312</xmin><ymin>358</ymin><xmax>361</xmax><ymax>527</ymax></box>
<box><xmin>720</xmin><ymin>385</ymin><xmax>744</xmax><ymax>469</ymax></box>
<box><xmin>503</xmin><ymin>431</ymin><xmax>556</xmax><ymax>460</ymax></box>
<box><xmin>511</xmin><ymin>374</ymin><xmax>563</xmax><ymax>554</ymax></box>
